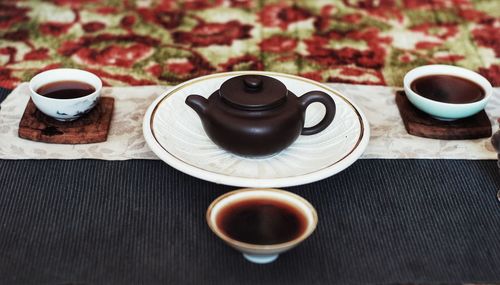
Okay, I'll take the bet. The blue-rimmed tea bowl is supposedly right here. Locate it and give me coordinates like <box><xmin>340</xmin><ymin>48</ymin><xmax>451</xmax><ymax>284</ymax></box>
<box><xmin>403</xmin><ymin>65</ymin><xmax>492</xmax><ymax>121</ymax></box>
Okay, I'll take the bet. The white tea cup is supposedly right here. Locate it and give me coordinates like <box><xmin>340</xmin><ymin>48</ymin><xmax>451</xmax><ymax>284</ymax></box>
<box><xmin>29</xmin><ymin>68</ymin><xmax>102</xmax><ymax>121</ymax></box>
<box><xmin>207</xmin><ymin>188</ymin><xmax>318</xmax><ymax>264</ymax></box>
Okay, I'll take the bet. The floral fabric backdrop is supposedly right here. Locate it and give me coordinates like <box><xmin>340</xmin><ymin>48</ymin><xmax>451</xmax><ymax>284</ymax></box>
<box><xmin>0</xmin><ymin>0</ymin><xmax>499</xmax><ymax>89</ymax></box>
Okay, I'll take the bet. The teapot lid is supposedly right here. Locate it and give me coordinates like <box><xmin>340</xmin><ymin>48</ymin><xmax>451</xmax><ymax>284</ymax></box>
<box><xmin>219</xmin><ymin>75</ymin><xmax>287</xmax><ymax>110</ymax></box>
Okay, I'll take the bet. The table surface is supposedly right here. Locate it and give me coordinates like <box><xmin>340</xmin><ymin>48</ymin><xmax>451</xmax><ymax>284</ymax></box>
<box><xmin>2</xmin><ymin>82</ymin><xmax>500</xmax><ymax>284</ymax></box>
<box><xmin>1</xmin><ymin>158</ymin><xmax>499</xmax><ymax>285</ymax></box>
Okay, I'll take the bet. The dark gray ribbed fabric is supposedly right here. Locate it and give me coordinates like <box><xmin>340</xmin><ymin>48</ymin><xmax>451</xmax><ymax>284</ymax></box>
<box><xmin>0</xmin><ymin>88</ymin><xmax>11</xmax><ymax>108</ymax></box>
<box><xmin>0</xmin><ymin>159</ymin><xmax>499</xmax><ymax>285</ymax></box>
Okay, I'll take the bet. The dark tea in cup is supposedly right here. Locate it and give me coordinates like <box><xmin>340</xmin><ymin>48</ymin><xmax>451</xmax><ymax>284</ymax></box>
<box><xmin>36</xmin><ymin>80</ymin><xmax>96</xmax><ymax>99</ymax></box>
<box><xmin>216</xmin><ymin>198</ymin><xmax>308</xmax><ymax>245</ymax></box>
<box><xmin>410</xmin><ymin>75</ymin><xmax>485</xmax><ymax>104</ymax></box>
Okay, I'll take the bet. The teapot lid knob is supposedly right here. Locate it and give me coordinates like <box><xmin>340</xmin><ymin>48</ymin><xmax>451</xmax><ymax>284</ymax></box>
<box><xmin>243</xmin><ymin>76</ymin><xmax>262</xmax><ymax>90</ymax></box>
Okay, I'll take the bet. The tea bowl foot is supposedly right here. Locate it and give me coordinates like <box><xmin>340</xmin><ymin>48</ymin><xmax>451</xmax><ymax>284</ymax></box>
<box><xmin>243</xmin><ymin>253</ymin><xmax>279</xmax><ymax>264</ymax></box>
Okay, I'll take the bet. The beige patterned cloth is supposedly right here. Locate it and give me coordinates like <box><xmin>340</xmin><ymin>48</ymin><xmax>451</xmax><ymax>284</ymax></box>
<box><xmin>0</xmin><ymin>83</ymin><xmax>499</xmax><ymax>160</ymax></box>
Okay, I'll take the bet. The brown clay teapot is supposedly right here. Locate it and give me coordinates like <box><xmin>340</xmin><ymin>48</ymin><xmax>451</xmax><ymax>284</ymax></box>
<box><xmin>185</xmin><ymin>74</ymin><xmax>336</xmax><ymax>157</ymax></box>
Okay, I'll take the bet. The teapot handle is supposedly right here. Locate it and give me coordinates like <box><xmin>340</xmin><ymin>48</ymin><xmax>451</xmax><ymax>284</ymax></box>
<box><xmin>298</xmin><ymin>91</ymin><xmax>336</xmax><ymax>135</ymax></box>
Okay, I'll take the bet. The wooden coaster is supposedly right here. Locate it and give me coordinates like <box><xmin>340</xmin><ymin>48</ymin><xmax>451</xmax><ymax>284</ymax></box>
<box><xmin>18</xmin><ymin>97</ymin><xmax>114</xmax><ymax>144</ymax></box>
<box><xmin>395</xmin><ymin>90</ymin><xmax>491</xmax><ymax>140</ymax></box>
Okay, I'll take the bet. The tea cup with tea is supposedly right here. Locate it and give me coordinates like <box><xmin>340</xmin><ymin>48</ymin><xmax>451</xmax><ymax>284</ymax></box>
<box><xmin>403</xmin><ymin>64</ymin><xmax>492</xmax><ymax>121</ymax></box>
<box><xmin>206</xmin><ymin>188</ymin><xmax>318</xmax><ymax>264</ymax></box>
<box><xmin>29</xmin><ymin>68</ymin><xmax>102</xmax><ymax>121</ymax></box>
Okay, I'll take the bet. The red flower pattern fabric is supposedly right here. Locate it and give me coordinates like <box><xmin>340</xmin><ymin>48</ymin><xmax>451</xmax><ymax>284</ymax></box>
<box><xmin>0</xmin><ymin>0</ymin><xmax>499</xmax><ymax>89</ymax></box>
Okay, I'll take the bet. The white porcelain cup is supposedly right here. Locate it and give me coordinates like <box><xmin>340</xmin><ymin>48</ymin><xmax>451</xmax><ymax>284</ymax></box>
<box><xmin>29</xmin><ymin>68</ymin><xmax>102</xmax><ymax>121</ymax></box>
<box><xmin>206</xmin><ymin>188</ymin><xmax>318</xmax><ymax>264</ymax></box>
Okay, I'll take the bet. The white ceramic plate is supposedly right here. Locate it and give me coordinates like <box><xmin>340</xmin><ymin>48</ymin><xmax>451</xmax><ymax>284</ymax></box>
<box><xmin>143</xmin><ymin>71</ymin><xmax>370</xmax><ymax>188</ymax></box>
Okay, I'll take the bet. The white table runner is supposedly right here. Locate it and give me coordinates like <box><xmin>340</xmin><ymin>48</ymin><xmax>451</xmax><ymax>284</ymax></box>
<box><xmin>1</xmin><ymin>83</ymin><xmax>499</xmax><ymax>160</ymax></box>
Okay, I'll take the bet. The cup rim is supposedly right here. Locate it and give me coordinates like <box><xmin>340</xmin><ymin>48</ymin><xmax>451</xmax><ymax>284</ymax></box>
<box><xmin>206</xmin><ymin>188</ymin><xmax>318</xmax><ymax>251</ymax></box>
<box><xmin>29</xmin><ymin>68</ymin><xmax>102</xmax><ymax>102</ymax></box>
<box><xmin>403</xmin><ymin>64</ymin><xmax>493</xmax><ymax>107</ymax></box>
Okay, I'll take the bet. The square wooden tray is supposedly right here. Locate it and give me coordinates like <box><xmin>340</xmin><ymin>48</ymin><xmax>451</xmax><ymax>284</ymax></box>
<box><xmin>18</xmin><ymin>97</ymin><xmax>114</xmax><ymax>144</ymax></box>
<box><xmin>395</xmin><ymin>90</ymin><xmax>491</xmax><ymax>140</ymax></box>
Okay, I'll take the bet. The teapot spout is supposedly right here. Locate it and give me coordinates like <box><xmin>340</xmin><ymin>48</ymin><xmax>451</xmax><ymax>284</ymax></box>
<box><xmin>185</xmin><ymin>95</ymin><xmax>209</xmax><ymax>117</ymax></box>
